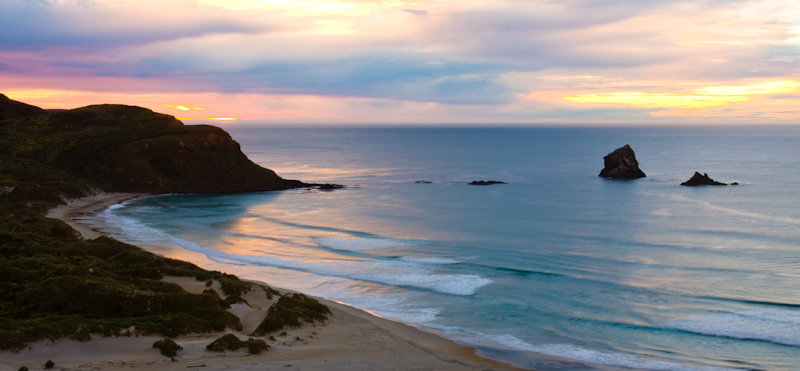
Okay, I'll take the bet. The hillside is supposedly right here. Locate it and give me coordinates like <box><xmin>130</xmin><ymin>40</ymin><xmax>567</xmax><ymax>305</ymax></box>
<box><xmin>0</xmin><ymin>96</ymin><xmax>306</xmax><ymax>193</ymax></box>
<box><xmin>0</xmin><ymin>95</ymin><xmax>330</xmax><ymax>351</ymax></box>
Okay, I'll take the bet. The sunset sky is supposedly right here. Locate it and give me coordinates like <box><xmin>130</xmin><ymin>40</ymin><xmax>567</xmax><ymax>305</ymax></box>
<box><xmin>2</xmin><ymin>0</ymin><xmax>800</xmax><ymax>125</ymax></box>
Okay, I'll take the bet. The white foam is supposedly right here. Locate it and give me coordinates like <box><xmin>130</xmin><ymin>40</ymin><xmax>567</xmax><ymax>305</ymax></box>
<box><xmin>102</xmin><ymin>206</ymin><xmax>488</xmax><ymax>296</ymax></box>
<box><xmin>101</xmin><ymin>206</ymin><xmax>173</xmax><ymax>246</ymax></box>
<box><xmin>169</xmin><ymin>237</ymin><xmax>491</xmax><ymax>296</ymax></box>
<box><xmin>317</xmin><ymin>236</ymin><xmax>410</xmax><ymax>251</ymax></box>
<box><xmin>371</xmin><ymin>307</ymin><xmax>441</xmax><ymax>324</ymax></box>
<box><xmin>399</xmin><ymin>257</ymin><xmax>459</xmax><ymax>265</ymax></box>
<box><xmin>479</xmin><ymin>334</ymin><xmax>738</xmax><ymax>371</ymax></box>
<box><xmin>666</xmin><ymin>309</ymin><xmax>800</xmax><ymax>347</ymax></box>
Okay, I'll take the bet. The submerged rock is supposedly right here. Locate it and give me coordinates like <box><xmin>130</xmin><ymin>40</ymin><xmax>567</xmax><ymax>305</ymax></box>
<box><xmin>314</xmin><ymin>183</ymin><xmax>345</xmax><ymax>190</ymax></box>
<box><xmin>469</xmin><ymin>180</ymin><xmax>507</xmax><ymax>186</ymax></box>
<box><xmin>681</xmin><ymin>172</ymin><xmax>727</xmax><ymax>186</ymax></box>
<box><xmin>598</xmin><ymin>145</ymin><xmax>646</xmax><ymax>179</ymax></box>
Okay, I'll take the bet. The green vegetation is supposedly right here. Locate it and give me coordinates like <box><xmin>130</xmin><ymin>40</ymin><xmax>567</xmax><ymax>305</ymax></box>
<box><xmin>0</xmin><ymin>95</ymin><xmax>330</xmax><ymax>352</ymax></box>
<box><xmin>0</xmin><ymin>94</ymin><xmax>305</xmax><ymax>194</ymax></box>
<box><xmin>152</xmin><ymin>338</ymin><xmax>183</xmax><ymax>359</ymax></box>
<box><xmin>206</xmin><ymin>333</ymin><xmax>269</xmax><ymax>354</ymax></box>
<box><xmin>252</xmin><ymin>294</ymin><xmax>332</xmax><ymax>336</ymax></box>
<box><xmin>44</xmin><ymin>360</ymin><xmax>54</xmax><ymax>369</ymax></box>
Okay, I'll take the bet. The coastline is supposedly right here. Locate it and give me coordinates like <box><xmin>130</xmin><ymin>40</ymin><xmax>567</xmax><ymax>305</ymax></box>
<box><xmin>8</xmin><ymin>192</ymin><xmax>539</xmax><ymax>371</ymax></box>
<box><xmin>45</xmin><ymin>192</ymin><xmax>147</xmax><ymax>240</ymax></box>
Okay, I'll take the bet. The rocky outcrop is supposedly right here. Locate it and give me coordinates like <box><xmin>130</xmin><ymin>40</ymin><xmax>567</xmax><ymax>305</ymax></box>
<box><xmin>0</xmin><ymin>93</ymin><xmax>46</xmax><ymax>120</ymax></box>
<box><xmin>316</xmin><ymin>184</ymin><xmax>345</xmax><ymax>190</ymax></box>
<box><xmin>0</xmin><ymin>99</ymin><xmax>322</xmax><ymax>193</ymax></box>
<box><xmin>599</xmin><ymin>145</ymin><xmax>646</xmax><ymax>179</ymax></box>
<box><xmin>681</xmin><ymin>172</ymin><xmax>728</xmax><ymax>186</ymax></box>
<box><xmin>469</xmin><ymin>180</ymin><xmax>507</xmax><ymax>185</ymax></box>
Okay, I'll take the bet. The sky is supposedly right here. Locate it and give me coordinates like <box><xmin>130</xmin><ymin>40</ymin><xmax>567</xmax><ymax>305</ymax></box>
<box><xmin>2</xmin><ymin>0</ymin><xmax>800</xmax><ymax>125</ymax></box>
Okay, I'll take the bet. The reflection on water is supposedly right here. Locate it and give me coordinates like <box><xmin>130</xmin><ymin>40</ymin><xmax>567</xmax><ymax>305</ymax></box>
<box><xmin>102</xmin><ymin>127</ymin><xmax>800</xmax><ymax>371</ymax></box>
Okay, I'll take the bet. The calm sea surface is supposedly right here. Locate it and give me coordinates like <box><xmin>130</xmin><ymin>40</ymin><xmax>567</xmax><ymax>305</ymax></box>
<box><xmin>102</xmin><ymin>126</ymin><xmax>800</xmax><ymax>370</ymax></box>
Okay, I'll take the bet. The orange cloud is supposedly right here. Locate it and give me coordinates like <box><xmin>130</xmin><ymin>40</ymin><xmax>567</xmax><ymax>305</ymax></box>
<box><xmin>565</xmin><ymin>92</ymin><xmax>747</xmax><ymax>108</ymax></box>
<box><xmin>166</xmin><ymin>104</ymin><xmax>203</xmax><ymax>111</ymax></box>
<box><xmin>177</xmin><ymin>117</ymin><xmax>238</xmax><ymax>121</ymax></box>
<box><xmin>564</xmin><ymin>79</ymin><xmax>800</xmax><ymax>110</ymax></box>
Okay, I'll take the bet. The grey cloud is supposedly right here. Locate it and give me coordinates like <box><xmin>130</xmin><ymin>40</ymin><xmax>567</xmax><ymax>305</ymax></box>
<box><xmin>0</xmin><ymin>0</ymin><xmax>263</xmax><ymax>51</ymax></box>
<box><xmin>119</xmin><ymin>56</ymin><xmax>514</xmax><ymax>105</ymax></box>
<box><xmin>235</xmin><ymin>57</ymin><xmax>513</xmax><ymax>105</ymax></box>
<box><xmin>403</xmin><ymin>9</ymin><xmax>428</xmax><ymax>16</ymax></box>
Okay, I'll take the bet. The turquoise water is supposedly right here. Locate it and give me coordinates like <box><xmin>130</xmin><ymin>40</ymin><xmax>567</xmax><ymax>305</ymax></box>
<box><xmin>103</xmin><ymin>127</ymin><xmax>800</xmax><ymax>370</ymax></box>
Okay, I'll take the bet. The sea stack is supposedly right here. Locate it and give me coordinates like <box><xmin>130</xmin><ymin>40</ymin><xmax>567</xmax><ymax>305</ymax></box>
<box><xmin>680</xmin><ymin>172</ymin><xmax>727</xmax><ymax>186</ymax></box>
<box><xmin>598</xmin><ymin>145</ymin><xmax>646</xmax><ymax>179</ymax></box>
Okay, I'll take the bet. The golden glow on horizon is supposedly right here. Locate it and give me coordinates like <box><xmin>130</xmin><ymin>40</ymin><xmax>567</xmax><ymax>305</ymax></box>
<box><xmin>565</xmin><ymin>92</ymin><xmax>748</xmax><ymax>108</ymax></box>
<box><xmin>6</xmin><ymin>89</ymin><xmax>86</xmax><ymax>101</ymax></box>
<box><xmin>166</xmin><ymin>104</ymin><xmax>204</xmax><ymax>111</ymax></box>
<box><xmin>178</xmin><ymin>117</ymin><xmax>239</xmax><ymax>121</ymax></box>
<box><xmin>564</xmin><ymin>79</ymin><xmax>800</xmax><ymax>109</ymax></box>
<box><xmin>696</xmin><ymin>80</ymin><xmax>800</xmax><ymax>96</ymax></box>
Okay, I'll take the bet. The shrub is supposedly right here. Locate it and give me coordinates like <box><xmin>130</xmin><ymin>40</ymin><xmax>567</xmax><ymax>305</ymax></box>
<box><xmin>152</xmin><ymin>338</ymin><xmax>182</xmax><ymax>360</ymax></box>
<box><xmin>206</xmin><ymin>334</ymin><xmax>269</xmax><ymax>354</ymax></box>
<box><xmin>246</xmin><ymin>338</ymin><xmax>269</xmax><ymax>354</ymax></box>
<box><xmin>44</xmin><ymin>360</ymin><xmax>54</xmax><ymax>369</ymax></box>
<box><xmin>218</xmin><ymin>275</ymin><xmax>252</xmax><ymax>297</ymax></box>
<box><xmin>252</xmin><ymin>294</ymin><xmax>331</xmax><ymax>336</ymax></box>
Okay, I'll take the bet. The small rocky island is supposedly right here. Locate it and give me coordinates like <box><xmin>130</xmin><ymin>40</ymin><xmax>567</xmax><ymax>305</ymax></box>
<box><xmin>599</xmin><ymin>144</ymin><xmax>646</xmax><ymax>179</ymax></box>
<box><xmin>681</xmin><ymin>172</ymin><xmax>734</xmax><ymax>186</ymax></box>
<box><xmin>469</xmin><ymin>180</ymin><xmax>507</xmax><ymax>186</ymax></box>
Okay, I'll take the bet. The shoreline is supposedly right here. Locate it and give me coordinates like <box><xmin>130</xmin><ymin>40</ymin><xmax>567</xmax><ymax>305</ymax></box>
<box><xmin>8</xmin><ymin>192</ymin><xmax>543</xmax><ymax>371</ymax></box>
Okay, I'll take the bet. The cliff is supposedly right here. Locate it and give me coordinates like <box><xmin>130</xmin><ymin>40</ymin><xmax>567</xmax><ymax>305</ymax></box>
<box><xmin>0</xmin><ymin>100</ymin><xmax>305</xmax><ymax>194</ymax></box>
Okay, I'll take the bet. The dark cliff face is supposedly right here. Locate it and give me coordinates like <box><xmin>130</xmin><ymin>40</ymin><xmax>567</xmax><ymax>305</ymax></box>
<box><xmin>0</xmin><ymin>100</ymin><xmax>303</xmax><ymax>193</ymax></box>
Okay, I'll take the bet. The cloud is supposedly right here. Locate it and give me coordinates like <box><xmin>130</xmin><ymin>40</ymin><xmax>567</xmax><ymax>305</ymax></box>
<box><xmin>3</xmin><ymin>0</ymin><xmax>800</xmax><ymax>123</ymax></box>
<box><xmin>402</xmin><ymin>9</ymin><xmax>427</xmax><ymax>16</ymax></box>
<box><xmin>212</xmin><ymin>57</ymin><xmax>513</xmax><ymax>104</ymax></box>
<box><xmin>0</xmin><ymin>0</ymin><xmax>265</xmax><ymax>51</ymax></box>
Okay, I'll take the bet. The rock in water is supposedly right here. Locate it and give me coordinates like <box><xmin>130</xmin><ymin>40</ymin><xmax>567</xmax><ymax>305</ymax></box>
<box><xmin>598</xmin><ymin>145</ymin><xmax>646</xmax><ymax>179</ymax></box>
<box><xmin>681</xmin><ymin>172</ymin><xmax>727</xmax><ymax>186</ymax></box>
<box><xmin>469</xmin><ymin>180</ymin><xmax>507</xmax><ymax>186</ymax></box>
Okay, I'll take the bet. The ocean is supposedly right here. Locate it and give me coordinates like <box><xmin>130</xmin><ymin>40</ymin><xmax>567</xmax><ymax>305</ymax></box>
<box><xmin>99</xmin><ymin>126</ymin><xmax>800</xmax><ymax>370</ymax></box>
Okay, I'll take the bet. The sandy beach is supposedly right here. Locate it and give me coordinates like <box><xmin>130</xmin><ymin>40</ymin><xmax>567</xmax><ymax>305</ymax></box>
<box><xmin>0</xmin><ymin>192</ymin><xmax>553</xmax><ymax>371</ymax></box>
